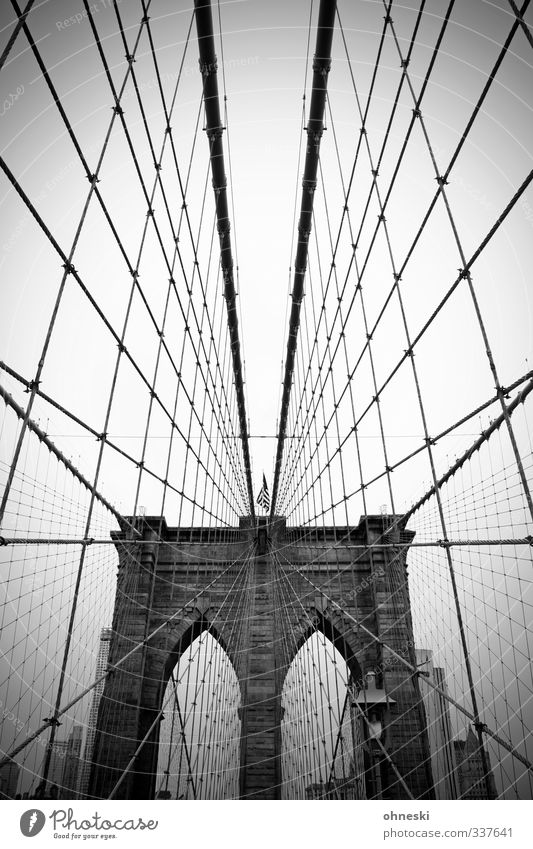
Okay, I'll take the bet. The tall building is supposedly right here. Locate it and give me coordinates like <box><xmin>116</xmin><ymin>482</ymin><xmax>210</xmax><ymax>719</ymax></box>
<box><xmin>37</xmin><ymin>725</ymin><xmax>83</xmax><ymax>798</ymax></box>
<box><xmin>41</xmin><ymin>740</ymin><xmax>69</xmax><ymax>791</ymax></box>
<box><xmin>454</xmin><ymin>728</ymin><xmax>497</xmax><ymax>799</ymax></box>
<box><xmin>416</xmin><ymin>649</ymin><xmax>460</xmax><ymax>799</ymax></box>
<box><xmin>77</xmin><ymin>628</ymin><xmax>112</xmax><ymax>799</ymax></box>
<box><xmin>62</xmin><ymin>725</ymin><xmax>83</xmax><ymax>796</ymax></box>
<box><xmin>0</xmin><ymin>760</ymin><xmax>19</xmax><ymax>798</ymax></box>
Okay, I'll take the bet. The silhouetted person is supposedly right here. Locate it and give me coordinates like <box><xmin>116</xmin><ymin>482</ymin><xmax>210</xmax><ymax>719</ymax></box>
<box><xmin>33</xmin><ymin>782</ymin><xmax>46</xmax><ymax>800</ymax></box>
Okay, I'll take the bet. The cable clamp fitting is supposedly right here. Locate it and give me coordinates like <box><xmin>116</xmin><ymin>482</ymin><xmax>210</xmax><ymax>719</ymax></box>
<box><xmin>312</xmin><ymin>55</ymin><xmax>332</xmax><ymax>75</ymax></box>
<box><xmin>27</xmin><ymin>378</ymin><xmax>41</xmax><ymax>394</ymax></box>
<box><xmin>199</xmin><ymin>58</ymin><xmax>218</xmax><ymax>77</ymax></box>
<box><xmin>206</xmin><ymin>126</ymin><xmax>224</xmax><ymax>142</ymax></box>
<box><xmin>217</xmin><ymin>219</ymin><xmax>231</xmax><ymax>237</ymax></box>
<box><xmin>0</xmin><ymin>537</ymin><xmax>7</xmax><ymax>547</ymax></box>
<box><xmin>496</xmin><ymin>385</ymin><xmax>510</xmax><ymax>400</ymax></box>
<box><xmin>302</xmin><ymin>178</ymin><xmax>317</xmax><ymax>193</ymax></box>
<box><xmin>307</xmin><ymin>129</ymin><xmax>324</xmax><ymax>148</ymax></box>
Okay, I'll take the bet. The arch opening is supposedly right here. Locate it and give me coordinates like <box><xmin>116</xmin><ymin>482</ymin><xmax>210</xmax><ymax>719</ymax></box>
<box><xmin>155</xmin><ymin>628</ymin><xmax>241</xmax><ymax>799</ymax></box>
<box><xmin>281</xmin><ymin>627</ymin><xmax>365</xmax><ymax>800</ymax></box>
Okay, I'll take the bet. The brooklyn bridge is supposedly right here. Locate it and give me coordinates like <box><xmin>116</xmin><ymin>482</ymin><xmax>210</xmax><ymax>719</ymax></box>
<box><xmin>0</xmin><ymin>0</ymin><xmax>532</xmax><ymax>801</ymax></box>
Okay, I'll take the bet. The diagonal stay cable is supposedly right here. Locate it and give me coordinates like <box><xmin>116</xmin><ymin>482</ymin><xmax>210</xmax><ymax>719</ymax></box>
<box><xmin>286</xmin><ymin>165</ymin><xmax>533</xmax><ymax>526</ymax></box>
<box><xmin>274</xmin><ymin>0</ymin><xmax>414</xmax><ymax>505</ymax></box>
<box><xmin>0</xmin><ymin>360</ymin><xmax>235</xmax><ymax>525</ymax></box>
<box><xmin>275</xmin><ymin>552</ymin><xmax>533</xmax><ymax>776</ymax></box>
<box><xmin>106</xmin><ymin>541</ymin><xmax>254</xmax><ymax>799</ymax></box>
<box><xmin>1</xmin><ymin>0</ymin><xmax>153</xmax><ymax>530</ymax></box>
<box><xmin>81</xmin><ymin>0</ymin><xmax>248</xmax><ymax>517</ymax></box>
<box><xmin>0</xmin><ymin>0</ymin><xmax>34</xmax><ymax>72</ymax></box>
<box><xmin>0</xmin><ymin>539</ymin><xmax>254</xmax><ymax>770</ymax></box>
<box><xmin>0</xmin><ymin>158</ymin><xmax>240</xmax><ymax>523</ymax></box>
<box><xmin>506</xmin><ymin>0</ymin><xmax>533</xmax><ymax>47</ymax></box>
<box><xmin>277</xmin><ymin>0</ymin><xmax>533</xmax><ymax>515</ymax></box>
<box><xmin>276</xmin><ymin>0</ymin><xmax>449</xmax><ymax>512</ymax></box>
<box><xmin>129</xmin><ymin>4</ymin><xmax>250</xmax><ymax>511</ymax></box>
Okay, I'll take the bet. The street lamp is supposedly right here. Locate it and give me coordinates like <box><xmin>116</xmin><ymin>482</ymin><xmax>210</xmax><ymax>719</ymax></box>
<box><xmin>350</xmin><ymin>671</ymin><xmax>395</xmax><ymax>798</ymax></box>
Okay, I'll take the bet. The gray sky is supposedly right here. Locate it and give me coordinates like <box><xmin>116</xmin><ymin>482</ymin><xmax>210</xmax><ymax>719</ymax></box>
<box><xmin>1</xmin><ymin>0</ymin><xmax>532</xmax><ymax>520</ymax></box>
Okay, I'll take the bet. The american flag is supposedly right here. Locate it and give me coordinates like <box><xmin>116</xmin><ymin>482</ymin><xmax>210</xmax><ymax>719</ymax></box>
<box><xmin>256</xmin><ymin>474</ymin><xmax>270</xmax><ymax>513</ymax></box>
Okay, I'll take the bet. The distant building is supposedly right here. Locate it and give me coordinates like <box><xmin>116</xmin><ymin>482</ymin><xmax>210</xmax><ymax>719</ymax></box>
<box><xmin>62</xmin><ymin>725</ymin><xmax>83</xmax><ymax>796</ymax></box>
<box><xmin>0</xmin><ymin>760</ymin><xmax>19</xmax><ymax>798</ymax></box>
<box><xmin>416</xmin><ymin>649</ymin><xmax>460</xmax><ymax>799</ymax></box>
<box><xmin>37</xmin><ymin>726</ymin><xmax>82</xmax><ymax>798</ymax></box>
<box><xmin>454</xmin><ymin>729</ymin><xmax>497</xmax><ymax>799</ymax></box>
<box><xmin>43</xmin><ymin>740</ymin><xmax>69</xmax><ymax>790</ymax></box>
<box><xmin>77</xmin><ymin>628</ymin><xmax>112</xmax><ymax>799</ymax></box>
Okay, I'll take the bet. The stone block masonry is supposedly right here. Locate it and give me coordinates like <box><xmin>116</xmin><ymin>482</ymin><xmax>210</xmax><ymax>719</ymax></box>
<box><xmin>89</xmin><ymin>515</ymin><xmax>434</xmax><ymax>800</ymax></box>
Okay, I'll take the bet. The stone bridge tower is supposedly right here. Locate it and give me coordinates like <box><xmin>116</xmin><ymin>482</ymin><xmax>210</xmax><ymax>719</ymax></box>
<box><xmin>89</xmin><ymin>515</ymin><xmax>434</xmax><ymax>800</ymax></box>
